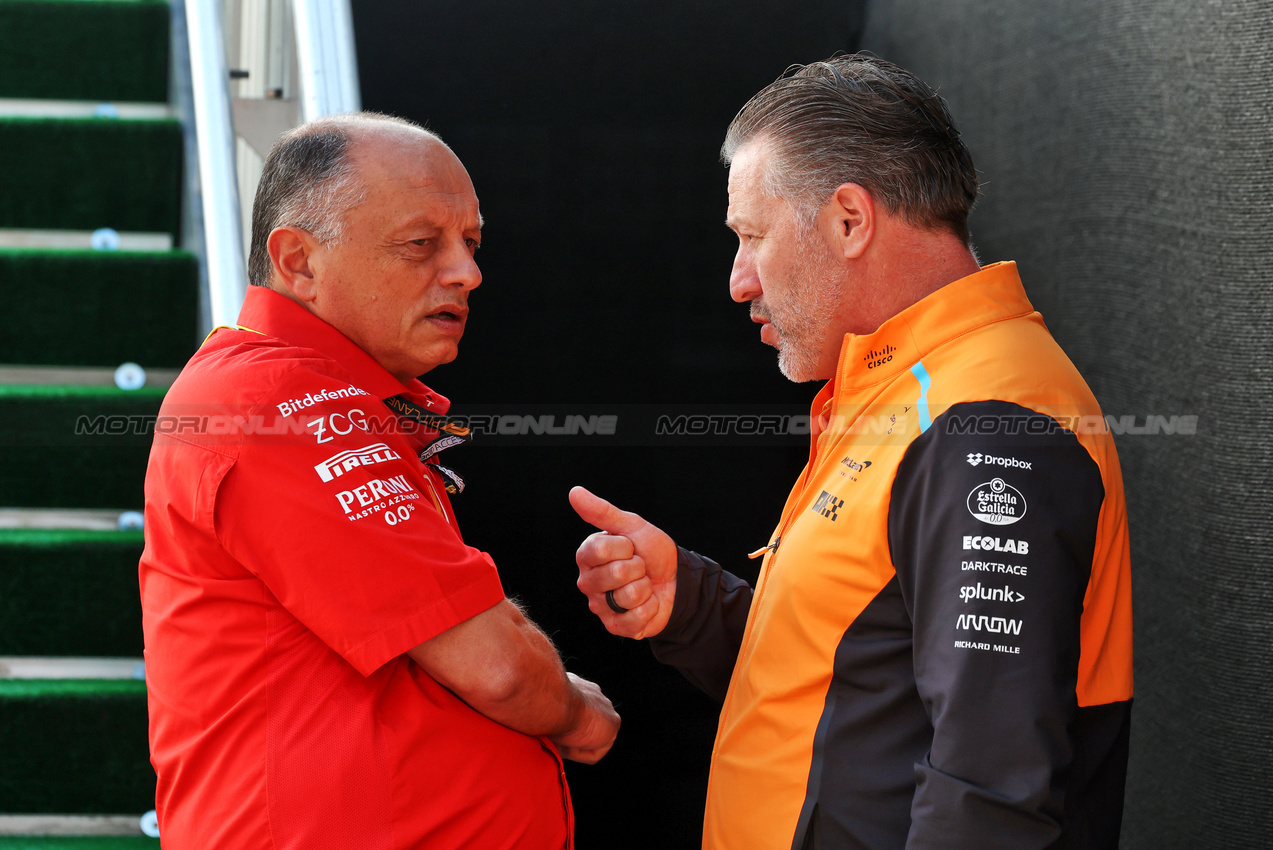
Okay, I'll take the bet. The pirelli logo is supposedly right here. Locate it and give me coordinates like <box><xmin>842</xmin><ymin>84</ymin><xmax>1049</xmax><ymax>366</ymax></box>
<box><xmin>314</xmin><ymin>443</ymin><xmax>402</xmax><ymax>482</ymax></box>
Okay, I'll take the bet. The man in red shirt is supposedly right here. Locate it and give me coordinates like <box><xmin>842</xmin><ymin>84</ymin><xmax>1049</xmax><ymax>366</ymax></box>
<box><xmin>140</xmin><ymin>113</ymin><xmax>619</xmax><ymax>848</ymax></box>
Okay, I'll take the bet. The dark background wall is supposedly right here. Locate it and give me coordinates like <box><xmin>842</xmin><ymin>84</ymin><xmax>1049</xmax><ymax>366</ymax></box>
<box><xmin>353</xmin><ymin>2</ymin><xmax>866</xmax><ymax>847</ymax></box>
<box><xmin>863</xmin><ymin>2</ymin><xmax>1273</xmax><ymax>848</ymax></box>
<box><xmin>355</xmin><ymin>1</ymin><xmax>1273</xmax><ymax>848</ymax></box>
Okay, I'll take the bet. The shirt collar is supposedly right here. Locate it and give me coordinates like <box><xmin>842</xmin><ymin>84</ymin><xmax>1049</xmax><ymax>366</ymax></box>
<box><xmin>235</xmin><ymin>286</ymin><xmax>451</xmax><ymax>413</ymax></box>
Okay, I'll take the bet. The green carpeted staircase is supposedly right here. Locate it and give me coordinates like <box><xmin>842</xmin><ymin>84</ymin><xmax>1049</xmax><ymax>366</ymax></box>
<box><xmin>1</xmin><ymin>0</ymin><xmax>197</xmax><ymax>844</ymax></box>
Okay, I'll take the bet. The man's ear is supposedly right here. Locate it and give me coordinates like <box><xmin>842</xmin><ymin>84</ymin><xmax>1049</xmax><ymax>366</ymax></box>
<box><xmin>828</xmin><ymin>183</ymin><xmax>876</xmax><ymax>261</ymax></box>
<box><xmin>266</xmin><ymin>226</ymin><xmax>320</xmax><ymax>302</ymax></box>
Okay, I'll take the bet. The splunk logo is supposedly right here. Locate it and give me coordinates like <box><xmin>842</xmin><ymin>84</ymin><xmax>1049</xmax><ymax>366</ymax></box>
<box><xmin>959</xmin><ymin>583</ymin><xmax>1025</xmax><ymax>603</ymax></box>
<box><xmin>955</xmin><ymin>614</ymin><xmax>1023</xmax><ymax>635</ymax></box>
<box><xmin>314</xmin><ymin>443</ymin><xmax>402</xmax><ymax>482</ymax></box>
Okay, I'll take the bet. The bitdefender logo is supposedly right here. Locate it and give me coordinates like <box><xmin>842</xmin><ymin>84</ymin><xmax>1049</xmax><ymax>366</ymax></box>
<box><xmin>314</xmin><ymin>443</ymin><xmax>402</xmax><ymax>482</ymax></box>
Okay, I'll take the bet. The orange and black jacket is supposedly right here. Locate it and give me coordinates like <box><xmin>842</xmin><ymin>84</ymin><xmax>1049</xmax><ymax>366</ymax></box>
<box><xmin>651</xmin><ymin>263</ymin><xmax>1133</xmax><ymax>849</ymax></box>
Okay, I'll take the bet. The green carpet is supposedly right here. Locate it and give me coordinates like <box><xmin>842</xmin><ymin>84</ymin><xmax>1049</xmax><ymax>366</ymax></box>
<box><xmin>0</xmin><ymin>387</ymin><xmax>164</xmax><ymax>508</ymax></box>
<box><xmin>0</xmin><ymin>250</ymin><xmax>197</xmax><ymax>368</ymax></box>
<box><xmin>0</xmin><ymin>530</ymin><xmax>145</xmax><ymax>656</ymax></box>
<box><xmin>0</xmin><ymin>841</ymin><xmax>159</xmax><ymax>849</ymax></box>
<box><xmin>0</xmin><ymin>679</ymin><xmax>153</xmax><ymax>813</ymax></box>
<box><xmin>0</xmin><ymin>119</ymin><xmax>182</xmax><ymax>235</ymax></box>
<box><xmin>0</xmin><ymin>0</ymin><xmax>169</xmax><ymax>103</ymax></box>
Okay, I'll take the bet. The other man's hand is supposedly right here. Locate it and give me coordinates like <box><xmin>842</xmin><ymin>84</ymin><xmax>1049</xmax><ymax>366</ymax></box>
<box><xmin>569</xmin><ymin>486</ymin><xmax>677</xmax><ymax>640</ymax></box>
<box><xmin>552</xmin><ymin>673</ymin><xmax>621</xmax><ymax>764</ymax></box>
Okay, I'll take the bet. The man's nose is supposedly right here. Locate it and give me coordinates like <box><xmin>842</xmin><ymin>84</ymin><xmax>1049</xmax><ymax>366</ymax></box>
<box><xmin>443</xmin><ymin>244</ymin><xmax>482</xmax><ymax>291</ymax></box>
<box><xmin>728</xmin><ymin>250</ymin><xmax>760</xmax><ymax>303</ymax></box>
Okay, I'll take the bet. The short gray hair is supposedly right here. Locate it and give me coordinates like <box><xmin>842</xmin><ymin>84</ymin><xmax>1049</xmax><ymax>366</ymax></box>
<box><xmin>247</xmin><ymin>112</ymin><xmax>434</xmax><ymax>288</ymax></box>
<box><xmin>721</xmin><ymin>54</ymin><xmax>979</xmax><ymax>244</ymax></box>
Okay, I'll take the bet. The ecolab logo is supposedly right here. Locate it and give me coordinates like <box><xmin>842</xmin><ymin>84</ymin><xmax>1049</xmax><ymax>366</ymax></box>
<box><xmin>966</xmin><ymin>452</ymin><xmax>1032</xmax><ymax>470</ymax></box>
<box><xmin>963</xmin><ymin>535</ymin><xmax>1029</xmax><ymax>554</ymax></box>
<box><xmin>956</xmin><ymin>614</ymin><xmax>1023</xmax><ymax>635</ymax></box>
<box><xmin>314</xmin><ymin>443</ymin><xmax>401</xmax><ymax>482</ymax></box>
<box><xmin>277</xmin><ymin>385</ymin><xmax>370</xmax><ymax>417</ymax></box>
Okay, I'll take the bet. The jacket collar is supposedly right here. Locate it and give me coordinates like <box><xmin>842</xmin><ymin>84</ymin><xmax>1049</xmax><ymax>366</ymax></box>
<box><xmin>834</xmin><ymin>261</ymin><xmax>1034</xmax><ymax>391</ymax></box>
<box><xmin>235</xmin><ymin>286</ymin><xmax>451</xmax><ymax>413</ymax></box>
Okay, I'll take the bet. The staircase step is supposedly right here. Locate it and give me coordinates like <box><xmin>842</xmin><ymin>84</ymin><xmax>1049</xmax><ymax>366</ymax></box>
<box><xmin>0</xmin><ymin>387</ymin><xmax>163</xmax><ymax>510</ymax></box>
<box><xmin>0</xmin><ymin>0</ymin><xmax>169</xmax><ymax>103</ymax></box>
<box><xmin>0</xmin><ymin>118</ymin><xmax>182</xmax><ymax>235</ymax></box>
<box><xmin>0</xmin><ymin>530</ymin><xmax>145</xmax><ymax>657</ymax></box>
<box><xmin>0</xmin><ymin>101</ymin><xmax>173</xmax><ymax>121</ymax></box>
<box><xmin>0</xmin><ymin>840</ymin><xmax>158</xmax><ymax>849</ymax></box>
<box><xmin>0</xmin><ymin>680</ymin><xmax>153</xmax><ymax>814</ymax></box>
<box><xmin>0</xmin><ymin>250</ymin><xmax>197</xmax><ymax>368</ymax></box>
<box><xmin>0</xmin><ymin>369</ymin><xmax>178</xmax><ymax>390</ymax></box>
<box><xmin>0</xmin><ymin>659</ymin><xmax>144</xmax><ymax>680</ymax></box>
<box><xmin>0</xmin><ymin>815</ymin><xmax>150</xmax><ymax>837</ymax></box>
<box><xmin>0</xmin><ymin>510</ymin><xmax>144</xmax><ymax>532</ymax></box>
<box><xmin>0</xmin><ymin>230</ymin><xmax>172</xmax><ymax>252</ymax></box>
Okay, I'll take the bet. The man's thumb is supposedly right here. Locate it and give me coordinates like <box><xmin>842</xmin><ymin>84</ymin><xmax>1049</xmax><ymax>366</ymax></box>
<box><xmin>569</xmin><ymin>486</ymin><xmax>644</xmax><ymax>535</ymax></box>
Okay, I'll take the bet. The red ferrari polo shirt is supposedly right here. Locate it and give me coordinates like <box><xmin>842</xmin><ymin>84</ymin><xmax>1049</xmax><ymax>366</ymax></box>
<box><xmin>140</xmin><ymin>286</ymin><xmax>572</xmax><ymax>849</ymax></box>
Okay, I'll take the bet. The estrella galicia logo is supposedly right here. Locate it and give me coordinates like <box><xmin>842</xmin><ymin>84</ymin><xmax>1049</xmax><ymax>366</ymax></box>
<box><xmin>967</xmin><ymin>452</ymin><xmax>983</xmax><ymax>466</ymax></box>
<box><xmin>967</xmin><ymin>478</ymin><xmax>1027</xmax><ymax>526</ymax></box>
<box><xmin>811</xmin><ymin>490</ymin><xmax>844</xmax><ymax>522</ymax></box>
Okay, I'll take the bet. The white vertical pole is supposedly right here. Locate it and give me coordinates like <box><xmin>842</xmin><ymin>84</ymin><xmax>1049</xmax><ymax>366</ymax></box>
<box><xmin>292</xmin><ymin>0</ymin><xmax>362</xmax><ymax>121</ymax></box>
<box><xmin>186</xmin><ymin>0</ymin><xmax>248</xmax><ymax>326</ymax></box>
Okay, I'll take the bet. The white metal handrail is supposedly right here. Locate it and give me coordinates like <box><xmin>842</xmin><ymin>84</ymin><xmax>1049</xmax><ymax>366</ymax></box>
<box><xmin>185</xmin><ymin>0</ymin><xmax>247</xmax><ymax>329</ymax></box>
<box><xmin>292</xmin><ymin>0</ymin><xmax>362</xmax><ymax>121</ymax></box>
<box><xmin>181</xmin><ymin>0</ymin><xmax>361</xmax><ymax>332</ymax></box>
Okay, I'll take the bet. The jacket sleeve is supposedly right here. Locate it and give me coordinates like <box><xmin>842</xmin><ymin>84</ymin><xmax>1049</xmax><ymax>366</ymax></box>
<box><xmin>647</xmin><ymin>547</ymin><xmax>753</xmax><ymax>702</ymax></box>
<box><xmin>888</xmin><ymin>400</ymin><xmax>1105</xmax><ymax>849</ymax></box>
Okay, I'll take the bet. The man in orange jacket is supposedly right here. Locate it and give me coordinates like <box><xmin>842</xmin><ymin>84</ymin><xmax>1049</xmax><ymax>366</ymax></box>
<box><xmin>571</xmin><ymin>55</ymin><xmax>1132</xmax><ymax>849</ymax></box>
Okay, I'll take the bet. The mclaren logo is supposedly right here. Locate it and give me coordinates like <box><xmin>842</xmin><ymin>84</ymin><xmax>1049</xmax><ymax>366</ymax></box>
<box><xmin>314</xmin><ymin>443</ymin><xmax>402</xmax><ymax>482</ymax></box>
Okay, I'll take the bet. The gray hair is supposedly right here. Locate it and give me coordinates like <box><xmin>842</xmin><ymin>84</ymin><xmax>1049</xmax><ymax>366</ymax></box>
<box><xmin>721</xmin><ymin>54</ymin><xmax>979</xmax><ymax>244</ymax></box>
<box><xmin>247</xmin><ymin>112</ymin><xmax>436</xmax><ymax>288</ymax></box>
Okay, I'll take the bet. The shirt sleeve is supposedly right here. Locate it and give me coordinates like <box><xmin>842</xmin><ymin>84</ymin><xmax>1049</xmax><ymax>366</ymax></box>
<box><xmin>214</xmin><ymin>387</ymin><xmax>505</xmax><ymax>677</ymax></box>
<box><xmin>887</xmin><ymin>400</ymin><xmax>1105</xmax><ymax>849</ymax></box>
<box><xmin>647</xmin><ymin>547</ymin><xmax>753</xmax><ymax>702</ymax></box>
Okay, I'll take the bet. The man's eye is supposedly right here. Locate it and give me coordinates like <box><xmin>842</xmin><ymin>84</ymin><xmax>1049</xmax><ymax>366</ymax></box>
<box><xmin>410</xmin><ymin>239</ymin><xmax>430</xmax><ymax>246</ymax></box>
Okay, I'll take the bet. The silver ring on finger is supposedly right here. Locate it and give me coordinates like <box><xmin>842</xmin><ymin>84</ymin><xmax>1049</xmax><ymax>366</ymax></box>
<box><xmin>605</xmin><ymin>589</ymin><xmax>629</xmax><ymax>614</ymax></box>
